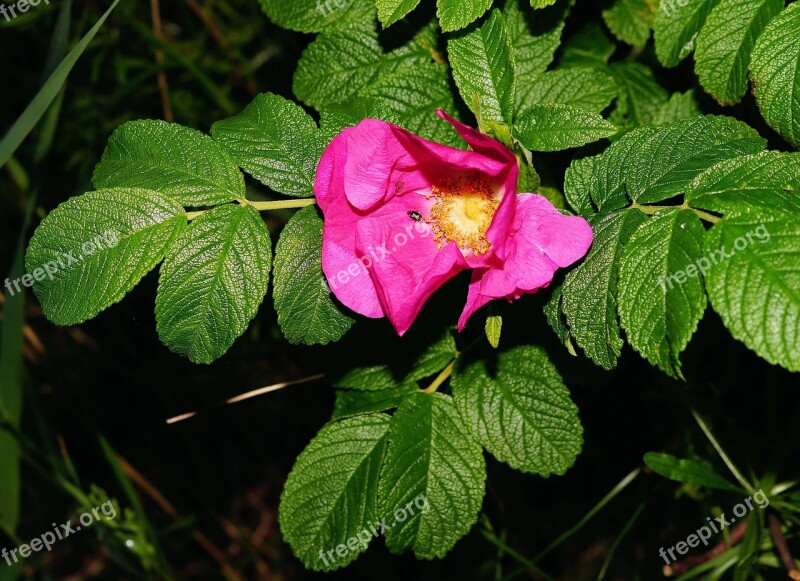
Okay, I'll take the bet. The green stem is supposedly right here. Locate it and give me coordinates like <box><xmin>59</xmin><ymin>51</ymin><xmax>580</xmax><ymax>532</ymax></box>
<box><xmin>185</xmin><ymin>210</ymin><xmax>206</xmax><ymax>221</ymax></box>
<box><xmin>480</xmin><ymin>527</ymin><xmax>555</xmax><ymax>581</ymax></box>
<box><xmin>422</xmin><ymin>360</ymin><xmax>456</xmax><ymax>394</ymax></box>
<box><xmin>629</xmin><ymin>201</ymin><xmax>721</xmax><ymax>224</ymax></box>
<box><xmin>245</xmin><ymin>198</ymin><xmax>317</xmax><ymax>211</ymax></box>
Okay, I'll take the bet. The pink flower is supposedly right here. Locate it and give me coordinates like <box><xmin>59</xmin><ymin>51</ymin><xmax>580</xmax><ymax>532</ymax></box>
<box><xmin>315</xmin><ymin>111</ymin><xmax>593</xmax><ymax>336</ymax></box>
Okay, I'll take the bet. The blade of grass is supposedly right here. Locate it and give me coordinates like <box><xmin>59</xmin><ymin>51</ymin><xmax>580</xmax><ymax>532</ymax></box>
<box><xmin>691</xmin><ymin>410</ymin><xmax>755</xmax><ymax>495</ymax></box>
<box><xmin>0</xmin><ymin>0</ymin><xmax>120</xmax><ymax>168</ymax></box>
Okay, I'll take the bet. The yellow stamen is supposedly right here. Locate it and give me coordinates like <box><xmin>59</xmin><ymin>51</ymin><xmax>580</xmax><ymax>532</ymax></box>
<box><xmin>430</xmin><ymin>173</ymin><xmax>499</xmax><ymax>255</ymax></box>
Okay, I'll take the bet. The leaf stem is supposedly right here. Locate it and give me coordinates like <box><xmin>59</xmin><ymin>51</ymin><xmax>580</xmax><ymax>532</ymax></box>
<box><xmin>185</xmin><ymin>210</ymin><xmax>206</xmax><ymax>221</ymax></box>
<box><xmin>243</xmin><ymin>198</ymin><xmax>317</xmax><ymax>211</ymax></box>
<box><xmin>422</xmin><ymin>360</ymin><xmax>456</xmax><ymax>394</ymax></box>
<box><xmin>629</xmin><ymin>201</ymin><xmax>721</xmax><ymax>223</ymax></box>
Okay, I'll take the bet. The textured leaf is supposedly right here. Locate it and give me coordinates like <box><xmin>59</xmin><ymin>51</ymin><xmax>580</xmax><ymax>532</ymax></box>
<box><xmin>652</xmin><ymin>90</ymin><xmax>701</xmax><ymax>125</ymax></box>
<box><xmin>505</xmin><ymin>0</ymin><xmax>566</xmax><ymax>107</ymax></box>
<box><xmin>603</xmin><ymin>0</ymin><xmax>656</xmax><ymax>47</ymax></box>
<box><xmin>687</xmin><ymin>151</ymin><xmax>800</xmax><ymax>218</ymax></box>
<box><xmin>25</xmin><ymin>188</ymin><xmax>186</xmax><ymax>326</ymax></box>
<box><xmin>93</xmin><ymin>120</ymin><xmax>245</xmax><ymax>206</ymax></box>
<box><xmin>609</xmin><ymin>62</ymin><xmax>669</xmax><ymax>129</ymax></box>
<box><xmin>377</xmin><ymin>0</ymin><xmax>422</xmax><ymax>27</ymax></box>
<box><xmin>562</xmin><ymin>209</ymin><xmax>648</xmax><ymax>370</ymax></box>
<box><xmin>705</xmin><ymin>208</ymin><xmax>800</xmax><ymax>372</ymax></box>
<box><xmin>485</xmin><ymin>315</ymin><xmax>502</xmax><ymax>348</ymax></box>
<box><xmin>560</xmin><ymin>22</ymin><xmax>616</xmax><ymax>68</ymax></box>
<box><xmin>279</xmin><ymin>414</ymin><xmax>390</xmax><ymax>571</ymax></box>
<box><xmin>531</xmin><ymin>0</ymin><xmax>558</xmax><ymax>7</ymax></box>
<box><xmin>259</xmin><ymin>0</ymin><xmax>374</xmax><ymax>33</ymax></box>
<box><xmin>514</xmin><ymin>103</ymin><xmax>616</xmax><ymax>151</ymax></box>
<box><xmin>358</xmin><ymin>61</ymin><xmax>461</xmax><ymax>147</ymax></box>
<box><xmin>589</xmin><ymin>125</ymin><xmax>660</xmax><ymax>212</ymax></box>
<box><xmin>644</xmin><ymin>452</ymin><xmax>743</xmax><ymax>492</ymax></box>
<box><xmin>155</xmin><ymin>205</ymin><xmax>271</xmax><ymax>364</ymax></box>
<box><xmin>293</xmin><ymin>21</ymin><xmax>384</xmax><ymax>109</ymax></box>
<box><xmin>211</xmin><ymin>93</ymin><xmax>325</xmax><ymax>198</ymax></box>
<box><xmin>335</xmin><ymin>331</ymin><xmax>456</xmax><ymax>390</ymax></box>
<box><xmin>451</xmin><ymin>345</ymin><xmax>583</xmax><ymax>475</ymax></box>
<box><xmin>379</xmin><ymin>393</ymin><xmax>486</xmax><ymax>559</ymax></box>
<box><xmin>654</xmin><ymin>0</ymin><xmax>721</xmax><ymax>67</ymax></box>
<box><xmin>273</xmin><ymin>206</ymin><xmax>354</xmax><ymax>345</ymax></box>
<box><xmin>517</xmin><ymin>66</ymin><xmax>617</xmax><ymax>116</ymax></box>
<box><xmin>618</xmin><ymin>209</ymin><xmax>707</xmax><ymax>378</ymax></box>
<box><xmin>750</xmin><ymin>2</ymin><xmax>800</xmax><ymax>148</ymax></box>
<box><xmin>625</xmin><ymin>115</ymin><xmax>766</xmax><ymax>204</ymax></box>
<box><xmin>449</xmin><ymin>10</ymin><xmax>515</xmax><ymax>126</ymax></box>
<box><xmin>437</xmin><ymin>0</ymin><xmax>493</xmax><ymax>32</ymax></box>
<box><xmin>695</xmin><ymin>0</ymin><xmax>783</xmax><ymax>105</ymax></box>
<box><xmin>332</xmin><ymin>383</ymin><xmax>418</xmax><ymax>420</ymax></box>
<box><xmin>544</xmin><ymin>285</ymin><xmax>573</xmax><ymax>349</ymax></box>
<box><xmin>563</xmin><ymin>155</ymin><xmax>599</xmax><ymax>216</ymax></box>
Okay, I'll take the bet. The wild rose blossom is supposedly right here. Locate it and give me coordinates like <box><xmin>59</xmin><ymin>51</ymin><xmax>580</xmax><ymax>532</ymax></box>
<box><xmin>315</xmin><ymin>110</ymin><xmax>593</xmax><ymax>336</ymax></box>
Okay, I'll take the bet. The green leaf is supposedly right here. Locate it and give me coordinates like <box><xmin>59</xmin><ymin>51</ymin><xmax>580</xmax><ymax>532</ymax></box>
<box><xmin>562</xmin><ymin>209</ymin><xmax>648</xmax><ymax>370</ymax></box>
<box><xmin>588</xmin><ymin>125</ymin><xmax>660</xmax><ymax>212</ymax></box>
<box><xmin>332</xmin><ymin>383</ymin><xmax>419</xmax><ymax>420</ymax></box>
<box><xmin>93</xmin><ymin>120</ymin><xmax>245</xmax><ymax>207</ymax></box>
<box><xmin>654</xmin><ymin>0</ymin><xmax>721</xmax><ymax>67</ymax></box>
<box><xmin>563</xmin><ymin>155</ymin><xmax>600</xmax><ymax>216</ymax></box>
<box><xmin>0</xmin><ymin>0</ymin><xmax>120</xmax><ymax>168</ymax></box>
<box><xmin>335</xmin><ymin>331</ymin><xmax>456</xmax><ymax>390</ymax></box>
<box><xmin>485</xmin><ymin>315</ymin><xmax>502</xmax><ymax>348</ymax></box>
<box><xmin>451</xmin><ymin>345</ymin><xmax>583</xmax><ymax>475</ymax></box>
<box><xmin>505</xmin><ymin>0</ymin><xmax>566</xmax><ymax>106</ymax></box>
<box><xmin>357</xmin><ymin>61</ymin><xmax>461</xmax><ymax>147</ymax></box>
<box><xmin>643</xmin><ymin>452</ymin><xmax>743</xmax><ymax>492</ymax></box>
<box><xmin>155</xmin><ymin>205</ymin><xmax>271</xmax><ymax>364</ymax></box>
<box><xmin>407</xmin><ymin>331</ymin><xmax>457</xmax><ymax>381</ymax></box>
<box><xmin>377</xmin><ymin>0</ymin><xmax>422</xmax><ymax>27</ymax></box>
<box><xmin>259</xmin><ymin>0</ymin><xmax>375</xmax><ymax>33</ymax></box>
<box><xmin>336</xmin><ymin>366</ymin><xmax>405</xmax><ymax>391</ymax></box>
<box><xmin>560</xmin><ymin>22</ymin><xmax>616</xmax><ymax>68</ymax></box>
<box><xmin>273</xmin><ymin>206</ymin><xmax>354</xmax><ymax>345</ymax></box>
<box><xmin>279</xmin><ymin>414</ymin><xmax>390</xmax><ymax>571</ymax></box>
<box><xmin>517</xmin><ymin>66</ymin><xmax>617</xmax><ymax>116</ymax></box>
<box><xmin>695</xmin><ymin>0</ymin><xmax>783</xmax><ymax>105</ymax></box>
<box><xmin>531</xmin><ymin>0</ymin><xmax>558</xmax><ymax>7</ymax></box>
<box><xmin>437</xmin><ymin>0</ymin><xmax>493</xmax><ymax>32</ymax></box>
<box><xmin>617</xmin><ymin>209</ymin><xmax>707</xmax><ymax>378</ymax></box>
<box><xmin>293</xmin><ymin>21</ymin><xmax>384</xmax><ymax>110</ymax></box>
<box><xmin>513</xmin><ymin>103</ymin><xmax>616</xmax><ymax>151</ymax></box>
<box><xmin>686</xmin><ymin>151</ymin><xmax>800</xmax><ymax>217</ymax></box>
<box><xmin>379</xmin><ymin>393</ymin><xmax>486</xmax><ymax>558</ymax></box>
<box><xmin>704</xmin><ymin>209</ymin><xmax>800</xmax><ymax>372</ymax></box>
<box><xmin>449</xmin><ymin>10</ymin><xmax>515</xmax><ymax>126</ymax></box>
<box><xmin>652</xmin><ymin>90</ymin><xmax>701</xmax><ymax>125</ymax></box>
<box><xmin>609</xmin><ymin>62</ymin><xmax>669</xmax><ymax>129</ymax></box>
<box><xmin>750</xmin><ymin>2</ymin><xmax>800</xmax><ymax>148</ymax></box>
<box><xmin>211</xmin><ymin>93</ymin><xmax>325</xmax><ymax>198</ymax></box>
<box><xmin>544</xmin><ymin>285</ymin><xmax>574</xmax><ymax>349</ymax></box>
<box><xmin>25</xmin><ymin>188</ymin><xmax>187</xmax><ymax>326</ymax></box>
<box><xmin>602</xmin><ymin>0</ymin><xmax>656</xmax><ymax>47</ymax></box>
<box><xmin>625</xmin><ymin>115</ymin><xmax>766</xmax><ymax>204</ymax></box>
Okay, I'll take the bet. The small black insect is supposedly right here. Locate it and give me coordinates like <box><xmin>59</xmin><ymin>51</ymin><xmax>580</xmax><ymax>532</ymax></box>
<box><xmin>408</xmin><ymin>211</ymin><xmax>423</xmax><ymax>222</ymax></box>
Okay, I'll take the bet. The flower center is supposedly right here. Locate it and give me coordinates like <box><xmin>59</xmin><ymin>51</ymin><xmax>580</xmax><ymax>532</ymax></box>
<box><xmin>429</xmin><ymin>173</ymin><xmax>499</xmax><ymax>255</ymax></box>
